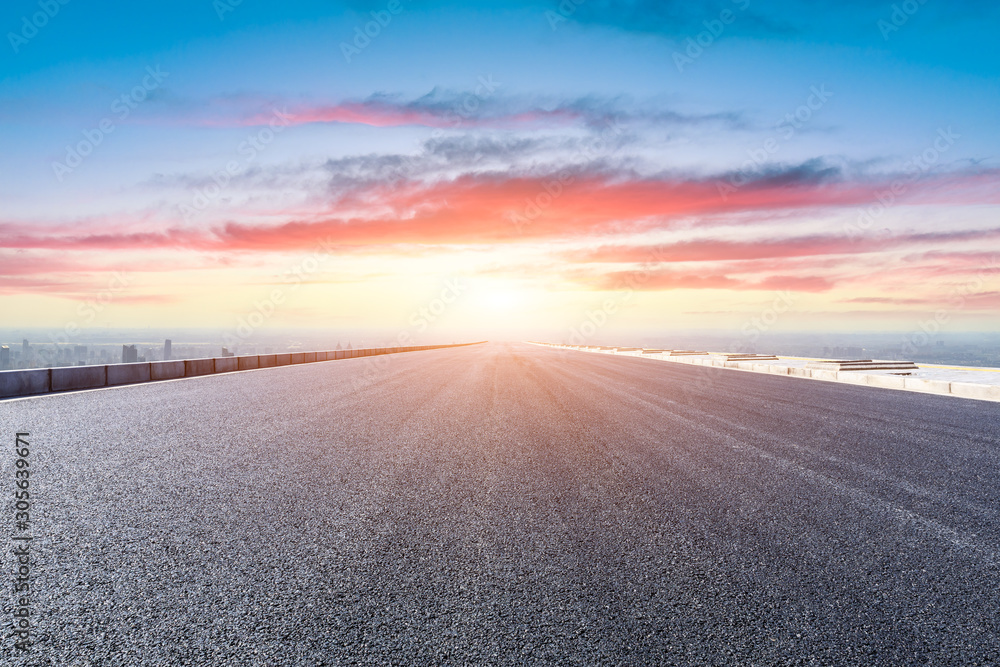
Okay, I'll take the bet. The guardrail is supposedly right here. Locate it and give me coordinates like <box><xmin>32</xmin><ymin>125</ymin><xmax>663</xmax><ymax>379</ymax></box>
<box><xmin>0</xmin><ymin>342</ymin><xmax>486</xmax><ymax>399</ymax></box>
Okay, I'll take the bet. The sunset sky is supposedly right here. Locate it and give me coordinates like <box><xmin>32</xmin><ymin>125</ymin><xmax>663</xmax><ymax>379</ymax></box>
<box><xmin>2</xmin><ymin>0</ymin><xmax>999</xmax><ymax>341</ymax></box>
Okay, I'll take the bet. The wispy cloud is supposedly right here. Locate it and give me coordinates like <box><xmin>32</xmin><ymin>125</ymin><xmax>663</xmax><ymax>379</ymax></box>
<box><xmin>568</xmin><ymin>228</ymin><xmax>1000</xmax><ymax>264</ymax></box>
<box><xmin>174</xmin><ymin>90</ymin><xmax>745</xmax><ymax>132</ymax></box>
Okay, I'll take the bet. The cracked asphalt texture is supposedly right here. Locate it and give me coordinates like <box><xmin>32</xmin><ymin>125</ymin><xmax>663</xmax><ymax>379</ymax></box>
<box><xmin>3</xmin><ymin>342</ymin><xmax>1000</xmax><ymax>665</ymax></box>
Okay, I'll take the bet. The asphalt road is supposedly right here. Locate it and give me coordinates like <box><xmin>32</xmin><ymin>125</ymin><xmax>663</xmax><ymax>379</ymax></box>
<box><xmin>3</xmin><ymin>342</ymin><xmax>1000</xmax><ymax>665</ymax></box>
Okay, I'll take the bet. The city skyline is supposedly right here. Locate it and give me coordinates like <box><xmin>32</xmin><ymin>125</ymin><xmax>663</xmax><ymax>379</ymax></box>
<box><xmin>2</xmin><ymin>326</ymin><xmax>1000</xmax><ymax>371</ymax></box>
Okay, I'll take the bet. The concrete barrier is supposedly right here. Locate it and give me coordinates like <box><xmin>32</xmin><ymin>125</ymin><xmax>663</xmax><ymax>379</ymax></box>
<box><xmin>150</xmin><ymin>360</ymin><xmax>185</xmax><ymax>381</ymax></box>
<box><xmin>238</xmin><ymin>356</ymin><xmax>260</xmax><ymax>370</ymax></box>
<box><xmin>867</xmin><ymin>374</ymin><xmax>907</xmax><ymax>390</ymax></box>
<box><xmin>904</xmin><ymin>377</ymin><xmax>952</xmax><ymax>394</ymax></box>
<box><xmin>51</xmin><ymin>365</ymin><xmax>107</xmax><ymax>392</ymax></box>
<box><xmin>0</xmin><ymin>369</ymin><xmax>50</xmax><ymax>398</ymax></box>
<box><xmin>543</xmin><ymin>341</ymin><xmax>1000</xmax><ymax>403</ymax></box>
<box><xmin>950</xmin><ymin>382</ymin><xmax>1000</xmax><ymax>401</ymax></box>
<box><xmin>185</xmin><ymin>359</ymin><xmax>215</xmax><ymax>377</ymax></box>
<box><xmin>837</xmin><ymin>373</ymin><xmax>871</xmax><ymax>387</ymax></box>
<box><xmin>215</xmin><ymin>357</ymin><xmax>238</xmax><ymax>373</ymax></box>
<box><xmin>107</xmin><ymin>363</ymin><xmax>151</xmax><ymax>386</ymax></box>
<box><xmin>3</xmin><ymin>341</ymin><xmax>486</xmax><ymax>398</ymax></box>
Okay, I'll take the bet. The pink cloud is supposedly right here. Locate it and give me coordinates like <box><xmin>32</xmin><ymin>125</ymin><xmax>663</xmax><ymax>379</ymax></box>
<box><xmin>227</xmin><ymin>102</ymin><xmax>582</xmax><ymax>130</ymax></box>
<box><xmin>2</xmin><ymin>168</ymin><xmax>997</xmax><ymax>298</ymax></box>
<box><xmin>5</xmin><ymin>168</ymin><xmax>996</xmax><ymax>256</ymax></box>
<box><xmin>586</xmin><ymin>269</ymin><xmax>834</xmax><ymax>292</ymax></box>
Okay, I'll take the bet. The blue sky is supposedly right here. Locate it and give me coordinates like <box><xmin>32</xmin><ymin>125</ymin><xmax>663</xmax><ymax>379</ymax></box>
<box><xmin>1</xmin><ymin>0</ymin><xmax>998</xmax><ymax>339</ymax></box>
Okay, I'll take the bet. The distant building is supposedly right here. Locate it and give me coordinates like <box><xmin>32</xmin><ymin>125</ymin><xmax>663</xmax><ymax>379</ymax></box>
<box><xmin>0</xmin><ymin>345</ymin><xmax>9</xmax><ymax>370</ymax></box>
<box><xmin>221</xmin><ymin>347</ymin><xmax>234</xmax><ymax>357</ymax></box>
<box><xmin>164</xmin><ymin>339</ymin><xmax>172</xmax><ymax>361</ymax></box>
<box><xmin>122</xmin><ymin>344</ymin><xmax>138</xmax><ymax>363</ymax></box>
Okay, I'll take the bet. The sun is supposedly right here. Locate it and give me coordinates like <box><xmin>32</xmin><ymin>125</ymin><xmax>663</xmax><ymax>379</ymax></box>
<box><xmin>481</xmin><ymin>288</ymin><xmax>521</xmax><ymax>312</ymax></box>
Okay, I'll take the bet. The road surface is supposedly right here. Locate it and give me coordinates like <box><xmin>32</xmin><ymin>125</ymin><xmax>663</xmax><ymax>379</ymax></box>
<box><xmin>3</xmin><ymin>342</ymin><xmax>1000</xmax><ymax>665</ymax></box>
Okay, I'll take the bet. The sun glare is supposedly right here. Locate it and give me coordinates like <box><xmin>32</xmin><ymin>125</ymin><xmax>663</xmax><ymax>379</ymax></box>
<box><xmin>481</xmin><ymin>288</ymin><xmax>522</xmax><ymax>312</ymax></box>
